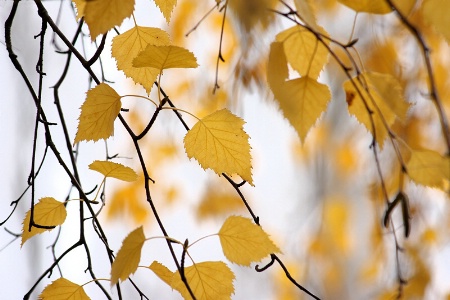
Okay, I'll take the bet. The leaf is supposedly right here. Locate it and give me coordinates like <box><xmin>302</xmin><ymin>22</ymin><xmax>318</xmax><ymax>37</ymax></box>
<box><xmin>83</xmin><ymin>0</ymin><xmax>135</xmax><ymax>41</ymax></box>
<box><xmin>343</xmin><ymin>72</ymin><xmax>409</xmax><ymax>148</ymax></box>
<box><xmin>267</xmin><ymin>42</ymin><xmax>289</xmax><ymax>94</ymax></box>
<box><xmin>197</xmin><ymin>185</ymin><xmax>244</xmax><ymax>219</ymax></box>
<box><xmin>71</xmin><ymin>0</ymin><xmax>85</xmax><ymax>20</ymax></box>
<box><xmin>149</xmin><ymin>261</ymin><xmax>174</xmax><ymax>287</ymax></box>
<box><xmin>39</xmin><ymin>278</ymin><xmax>90</xmax><ymax>300</ymax></box>
<box><xmin>422</xmin><ymin>0</ymin><xmax>450</xmax><ymax>43</ymax></box>
<box><xmin>276</xmin><ymin>25</ymin><xmax>329</xmax><ymax>79</ymax></box>
<box><xmin>407</xmin><ymin>149</ymin><xmax>450</xmax><ymax>189</ymax></box>
<box><xmin>89</xmin><ymin>160</ymin><xmax>138</xmax><ymax>182</ymax></box>
<box><xmin>133</xmin><ymin>45</ymin><xmax>198</xmax><ymax>71</ymax></box>
<box><xmin>111</xmin><ymin>26</ymin><xmax>171</xmax><ymax>93</ymax></box>
<box><xmin>22</xmin><ymin>197</ymin><xmax>67</xmax><ymax>246</ymax></box>
<box><xmin>74</xmin><ymin>83</ymin><xmax>121</xmax><ymax>144</ymax></box>
<box><xmin>154</xmin><ymin>0</ymin><xmax>177</xmax><ymax>23</ymax></box>
<box><xmin>294</xmin><ymin>0</ymin><xmax>319</xmax><ymax>30</ymax></box>
<box><xmin>218</xmin><ymin>216</ymin><xmax>280</xmax><ymax>266</ymax></box>
<box><xmin>273</xmin><ymin>76</ymin><xmax>331</xmax><ymax>143</ymax></box>
<box><xmin>337</xmin><ymin>0</ymin><xmax>391</xmax><ymax>14</ymax></box>
<box><xmin>337</xmin><ymin>0</ymin><xmax>415</xmax><ymax>15</ymax></box>
<box><xmin>183</xmin><ymin>109</ymin><xmax>253</xmax><ymax>185</ymax></box>
<box><xmin>110</xmin><ymin>226</ymin><xmax>146</xmax><ymax>285</ymax></box>
<box><xmin>171</xmin><ymin>261</ymin><xmax>235</xmax><ymax>300</ymax></box>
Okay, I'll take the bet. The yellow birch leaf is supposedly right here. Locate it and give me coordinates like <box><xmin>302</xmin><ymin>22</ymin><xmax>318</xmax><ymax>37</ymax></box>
<box><xmin>171</xmin><ymin>261</ymin><xmax>235</xmax><ymax>300</ymax></box>
<box><xmin>276</xmin><ymin>25</ymin><xmax>329</xmax><ymax>79</ymax></box>
<box><xmin>71</xmin><ymin>0</ymin><xmax>85</xmax><ymax>20</ymax></box>
<box><xmin>343</xmin><ymin>72</ymin><xmax>409</xmax><ymax>148</ymax></box>
<box><xmin>74</xmin><ymin>83</ymin><xmax>121</xmax><ymax>144</ymax></box>
<box><xmin>422</xmin><ymin>0</ymin><xmax>450</xmax><ymax>43</ymax></box>
<box><xmin>273</xmin><ymin>76</ymin><xmax>331</xmax><ymax>143</ymax></box>
<box><xmin>39</xmin><ymin>278</ymin><xmax>90</xmax><ymax>300</ymax></box>
<box><xmin>22</xmin><ymin>197</ymin><xmax>67</xmax><ymax>246</ymax></box>
<box><xmin>218</xmin><ymin>216</ymin><xmax>280</xmax><ymax>266</ymax></box>
<box><xmin>149</xmin><ymin>261</ymin><xmax>174</xmax><ymax>287</ymax></box>
<box><xmin>110</xmin><ymin>226</ymin><xmax>145</xmax><ymax>285</ymax></box>
<box><xmin>112</xmin><ymin>26</ymin><xmax>171</xmax><ymax>93</ymax></box>
<box><xmin>407</xmin><ymin>148</ymin><xmax>450</xmax><ymax>189</ymax></box>
<box><xmin>337</xmin><ymin>0</ymin><xmax>391</xmax><ymax>14</ymax></box>
<box><xmin>183</xmin><ymin>109</ymin><xmax>253</xmax><ymax>185</ymax></box>
<box><xmin>294</xmin><ymin>0</ymin><xmax>319</xmax><ymax>30</ymax></box>
<box><xmin>154</xmin><ymin>0</ymin><xmax>177</xmax><ymax>23</ymax></box>
<box><xmin>83</xmin><ymin>0</ymin><xmax>134</xmax><ymax>41</ymax></box>
<box><xmin>133</xmin><ymin>45</ymin><xmax>198</xmax><ymax>71</ymax></box>
<box><xmin>89</xmin><ymin>160</ymin><xmax>138</xmax><ymax>182</ymax></box>
<box><xmin>338</xmin><ymin>0</ymin><xmax>415</xmax><ymax>15</ymax></box>
<box><xmin>267</xmin><ymin>42</ymin><xmax>289</xmax><ymax>95</ymax></box>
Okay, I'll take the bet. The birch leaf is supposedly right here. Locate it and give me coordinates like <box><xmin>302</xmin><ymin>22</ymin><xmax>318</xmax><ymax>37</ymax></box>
<box><xmin>337</xmin><ymin>0</ymin><xmax>415</xmax><ymax>15</ymax></box>
<box><xmin>343</xmin><ymin>72</ymin><xmax>409</xmax><ymax>148</ymax></box>
<box><xmin>112</xmin><ymin>26</ymin><xmax>171</xmax><ymax>93</ymax></box>
<box><xmin>172</xmin><ymin>261</ymin><xmax>235</xmax><ymax>300</ymax></box>
<box><xmin>218</xmin><ymin>216</ymin><xmax>281</xmax><ymax>266</ymax></box>
<box><xmin>273</xmin><ymin>76</ymin><xmax>331</xmax><ymax>143</ymax></box>
<box><xmin>83</xmin><ymin>0</ymin><xmax>135</xmax><ymax>40</ymax></box>
<box><xmin>407</xmin><ymin>149</ymin><xmax>450</xmax><ymax>190</ymax></box>
<box><xmin>422</xmin><ymin>0</ymin><xmax>450</xmax><ymax>43</ymax></box>
<box><xmin>39</xmin><ymin>278</ymin><xmax>90</xmax><ymax>300</ymax></box>
<box><xmin>89</xmin><ymin>160</ymin><xmax>138</xmax><ymax>182</ymax></box>
<box><xmin>110</xmin><ymin>226</ymin><xmax>146</xmax><ymax>285</ymax></box>
<box><xmin>149</xmin><ymin>261</ymin><xmax>174</xmax><ymax>287</ymax></box>
<box><xmin>154</xmin><ymin>0</ymin><xmax>177</xmax><ymax>23</ymax></box>
<box><xmin>133</xmin><ymin>45</ymin><xmax>198</xmax><ymax>72</ymax></box>
<box><xmin>183</xmin><ymin>109</ymin><xmax>253</xmax><ymax>185</ymax></box>
<box><xmin>22</xmin><ymin>197</ymin><xmax>67</xmax><ymax>246</ymax></box>
<box><xmin>276</xmin><ymin>25</ymin><xmax>329</xmax><ymax>79</ymax></box>
<box><xmin>74</xmin><ymin>83</ymin><xmax>121</xmax><ymax>144</ymax></box>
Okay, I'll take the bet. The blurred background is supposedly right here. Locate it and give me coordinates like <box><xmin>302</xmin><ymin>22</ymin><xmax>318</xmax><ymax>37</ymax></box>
<box><xmin>1</xmin><ymin>0</ymin><xmax>450</xmax><ymax>299</ymax></box>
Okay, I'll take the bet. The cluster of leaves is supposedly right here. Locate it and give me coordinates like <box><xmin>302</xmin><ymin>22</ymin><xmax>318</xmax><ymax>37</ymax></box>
<box><xmin>3</xmin><ymin>0</ymin><xmax>450</xmax><ymax>299</ymax></box>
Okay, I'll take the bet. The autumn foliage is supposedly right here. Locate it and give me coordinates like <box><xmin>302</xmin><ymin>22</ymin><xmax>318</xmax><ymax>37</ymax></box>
<box><xmin>3</xmin><ymin>0</ymin><xmax>450</xmax><ymax>299</ymax></box>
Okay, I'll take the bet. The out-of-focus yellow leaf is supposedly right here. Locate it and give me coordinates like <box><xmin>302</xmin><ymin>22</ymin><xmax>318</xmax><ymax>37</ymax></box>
<box><xmin>74</xmin><ymin>83</ymin><xmax>121</xmax><ymax>144</ymax></box>
<box><xmin>39</xmin><ymin>278</ymin><xmax>90</xmax><ymax>300</ymax></box>
<box><xmin>294</xmin><ymin>0</ymin><xmax>319</xmax><ymax>30</ymax></box>
<box><xmin>22</xmin><ymin>197</ymin><xmax>67</xmax><ymax>246</ymax></box>
<box><xmin>422</xmin><ymin>0</ymin><xmax>450</xmax><ymax>43</ymax></box>
<box><xmin>274</xmin><ymin>76</ymin><xmax>331</xmax><ymax>143</ymax></box>
<box><xmin>276</xmin><ymin>25</ymin><xmax>329</xmax><ymax>79</ymax></box>
<box><xmin>338</xmin><ymin>0</ymin><xmax>415</xmax><ymax>14</ymax></box>
<box><xmin>218</xmin><ymin>216</ymin><xmax>280</xmax><ymax>266</ymax></box>
<box><xmin>403</xmin><ymin>247</ymin><xmax>431</xmax><ymax>298</ymax></box>
<box><xmin>154</xmin><ymin>0</ymin><xmax>177</xmax><ymax>23</ymax></box>
<box><xmin>228</xmin><ymin>0</ymin><xmax>276</xmax><ymax>31</ymax></box>
<box><xmin>71</xmin><ymin>0</ymin><xmax>85</xmax><ymax>20</ymax></box>
<box><xmin>133</xmin><ymin>45</ymin><xmax>198</xmax><ymax>71</ymax></box>
<box><xmin>111</xmin><ymin>26</ymin><xmax>171</xmax><ymax>93</ymax></box>
<box><xmin>324</xmin><ymin>200</ymin><xmax>351</xmax><ymax>253</ymax></box>
<box><xmin>149</xmin><ymin>261</ymin><xmax>174</xmax><ymax>287</ymax></box>
<box><xmin>110</xmin><ymin>226</ymin><xmax>145</xmax><ymax>285</ymax></box>
<box><xmin>344</xmin><ymin>72</ymin><xmax>409</xmax><ymax>148</ymax></box>
<box><xmin>407</xmin><ymin>148</ymin><xmax>450</xmax><ymax>189</ymax></box>
<box><xmin>89</xmin><ymin>160</ymin><xmax>138</xmax><ymax>182</ymax></box>
<box><xmin>107</xmin><ymin>179</ymin><xmax>148</xmax><ymax>223</ymax></box>
<box><xmin>421</xmin><ymin>227</ymin><xmax>438</xmax><ymax>246</ymax></box>
<box><xmin>184</xmin><ymin>109</ymin><xmax>253</xmax><ymax>185</ymax></box>
<box><xmin>337</xmin><ymin>0</ymin><xmax>391</xmax><ymax>14</ymax></box>
<box><xmin>171</xmin><ymin>261</ymin><xmax>235</xmax><ymax>300</ymax></box>
<box><xmin>197</xmin><ymin>184</ymin><xmax>244</xmax><ymax>219</ymax></box>
<box><xmin>83</xmin><ymin>0</ymin><xmax>134</xmax><ymax>40</ymax></box>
